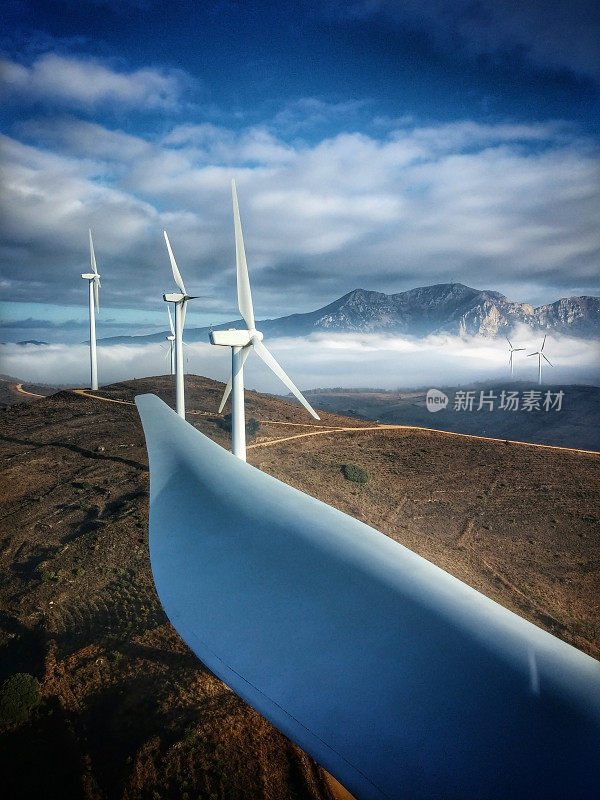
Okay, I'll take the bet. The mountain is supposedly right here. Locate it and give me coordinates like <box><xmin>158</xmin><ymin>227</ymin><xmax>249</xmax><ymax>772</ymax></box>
<box><xmin>97</xmin><ymin>283</ymin><xmax>600</xmax><ymax>345</ymax></box>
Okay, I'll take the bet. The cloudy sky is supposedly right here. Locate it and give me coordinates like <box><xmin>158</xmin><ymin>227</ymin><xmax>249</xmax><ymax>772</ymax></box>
<box><xmin>1</xmin><ymin>0</ymin><xmax>599</xmax><ymax>346</ymax></box>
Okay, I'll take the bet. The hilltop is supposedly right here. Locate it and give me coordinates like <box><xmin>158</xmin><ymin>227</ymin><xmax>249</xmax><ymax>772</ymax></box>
<box><xmin>0</xmin><ymin>375</ymin><xmax>598</xmax><ymax>800</ymax></box>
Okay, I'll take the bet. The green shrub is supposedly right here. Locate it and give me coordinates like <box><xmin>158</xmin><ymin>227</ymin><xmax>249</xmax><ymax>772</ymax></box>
<box><xmin>246</xmin><ymin>418</ymin><xmax>260</xmax><ymax>438</ymax></box>
<box><xmin>218</xmin><ymin>414</ymin><xmax>260</xmax><ymax>438</ymax></box>
<box><xmin>0</xmin><ymin>673</ymin><xmax>42</xmax><ymax>727</ymax></box>
<box><xmin>217</xmin><ymin>413</ymin><xmax>232</xmax><ymax>432</ymax></box>
<box><xmin>341</xmin><ymin>464</ymin><xmax>370</xmax><ymax>484</ymax></box>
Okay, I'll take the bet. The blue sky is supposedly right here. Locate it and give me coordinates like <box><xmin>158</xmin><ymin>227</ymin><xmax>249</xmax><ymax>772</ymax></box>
<box><xmin>1</xmin><ymin>0</ymin><xmax>599</xmax><ymax>343</ymax></box>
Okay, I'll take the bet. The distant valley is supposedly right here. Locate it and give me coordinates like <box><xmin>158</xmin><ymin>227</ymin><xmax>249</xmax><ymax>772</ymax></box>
<box><xmin>302</xmin><ymin>383</ymin><xmax>600</xmax><ymax>451</ymax></box>
<box><xmin>98</xmin><ymin>283</ymin><xmax>599</xmax><ymax>345</ymax></box>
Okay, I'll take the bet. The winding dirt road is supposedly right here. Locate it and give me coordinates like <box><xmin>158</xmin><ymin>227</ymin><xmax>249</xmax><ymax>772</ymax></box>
<box><xmin>15</xmin><ymin>382</ymin><xmax>45</xmax><ymax>399</ymax></box>
<box><xmin>69</xmin><ymin>388</ymin><xmax>598</xmax><ymax>456</ymax></box>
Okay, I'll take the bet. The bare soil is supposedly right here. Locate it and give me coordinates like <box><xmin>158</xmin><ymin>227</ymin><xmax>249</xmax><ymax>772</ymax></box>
<box><xmin>0</xmin><ymin>374</ymin><xmax>598</xmax><ymax>800</ymax></box>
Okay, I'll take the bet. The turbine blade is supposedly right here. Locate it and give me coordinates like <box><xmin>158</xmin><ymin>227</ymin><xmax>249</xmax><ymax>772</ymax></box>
<box><xmin>181</xmin><ymin>299</ymin><xmax>188</xmax><ymax>332</ymax></box>
<box><xmin>89</xmin><ymin>229</ymin><xmax>98</xmax><ymax>275</ymax></box>
<box><xmin>218</xmin><ymin>377</ymin><xmax>232</xmax><ymax>413</ymax></box>
<box><xmin>527</xmin><ymin>352</ymin><xmax>536</xmax><ymax>357</ymax></box>
<box><xmin>218</xmin><ymin>345</ymin><xmax>252</xmax><ymax>413</ymax></box>
<box><xmin>252</xmin><ymin>339</ymin><xmax>319</xmax><ymax>419</ymax></box>
<box><xmin>93</xmin><ymin>279</ymin><xmax>99</xmax><ymax>313</ymax></box>
<box><xmin>541</xmin><ymin>334</ymin><xmax>547</xmax><ymax>351</ymax></box>
<box><xmin>506</xmin><ymin>337</ymin><xmax>513</xmax><ymax>348</ymax></box>
<box><xmin>542</xmin><ymin>354</ymin><xmax>553</xmax><ymax>366</ymax></box>
<box><xmin>231</xmin><ymin>179</ymin><xmax>255</xmax><ymax>330</ymax></box>
<box><xmin>164</xmin><ymin>230</ymin><xmax>187</xmax><ymax>295</ymax></box>
<box><xmin>515</xmin><ymin>348</ymin><xmax>525</xmax><ymax>352</ymax></box>
<box><xmin>167</xmin><ymin>304</ymin><xmax>175</xmax><ymax>336</ymax></box>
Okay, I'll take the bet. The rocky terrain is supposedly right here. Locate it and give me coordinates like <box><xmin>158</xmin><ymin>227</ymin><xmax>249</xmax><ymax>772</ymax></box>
<box><xmin>98</xmin><ymin>284</ymin><xmax>600</xmax><ymax>345</ymax></box>
<box><xmin>0</xmin><ymin>375</ymin><xmax>598</xmax><ymax>800</ymax></box>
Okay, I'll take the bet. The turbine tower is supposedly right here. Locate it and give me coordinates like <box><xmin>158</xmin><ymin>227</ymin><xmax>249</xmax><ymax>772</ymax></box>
<box><xmin>162</xmin><ymin>231</ymin><xmax>197</xmax><ymax>419</ymax></box>
<box><xmin>527</xmin><ymin>335</ymin><xmax>552</xmax><ymax>385</ymax></box>
<box><xmin>166</xmin><ymin>306</ymin><xmax>175</xmax><ymax>375</ymax></box>
<box><xmin>506</xmin><ymin>336</ymin><xmax>525</xmax><ymax>378</ymax></box>
<box><xmin>81</xmin><ymin>229</ymin><xmax>101</xmax><ymax>390</ymax></box>
<box><xmin>210</xmin><ymin>179</ymin><xmax>319</xmax><ymax>461</ymax></box>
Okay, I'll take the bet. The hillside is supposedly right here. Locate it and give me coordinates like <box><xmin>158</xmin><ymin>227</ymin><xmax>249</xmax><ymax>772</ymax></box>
<box><xmin>0</xmin><ymin>375</ymin><xmax>59</xmax><ymax>408</ymax></box>
<box><xmin>303</xmin><ymin>383</ymin><xmax>600</xmax><ymax>451</ymax></box>
<box><xmin>0</xmin><ymin>375</ymin><xmax>598</xmax><ymax>800</ymax></box>
<box><xmin>97</xmin><ymin>284</ymin><xmax>600</xmax><ymax>345</ymax></box>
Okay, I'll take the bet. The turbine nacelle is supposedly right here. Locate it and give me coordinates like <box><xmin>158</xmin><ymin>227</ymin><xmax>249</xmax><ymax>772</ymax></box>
<box><xmin>210</xmin><ymin>328</ymin><xmax>264</xmax><ymax>347</ymax></box>
<box><xmin>210</xmin><ymin>328</ymin><xmax>253</xmax><ymax>347</ymax></box>
<box><xmin>81</xmin><ymin>272</ymin><xmax>98</xmax><ymax>280</ymax></box>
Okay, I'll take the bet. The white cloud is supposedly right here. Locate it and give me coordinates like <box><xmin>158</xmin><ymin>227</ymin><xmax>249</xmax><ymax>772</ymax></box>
<box><xmin>1</xmin><ymin>332</ymin><xmax>597</xmax><ymax>389</ymax></box>
<box><xmin>0</xmin><ymin>53</ymin><xmax>190</xmax><ymax>109</ymax></box>
<box><xmin>1</xmin><ymin>116</ymin><xmax>598</xmax><ymax>319</ymax></box>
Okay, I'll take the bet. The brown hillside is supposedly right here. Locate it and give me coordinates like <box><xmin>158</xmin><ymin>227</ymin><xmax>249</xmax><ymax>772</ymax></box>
<box><xmin>0</xmin><ymin>374</ymin><xmax>598</xmax><ymax>800</ymax></box>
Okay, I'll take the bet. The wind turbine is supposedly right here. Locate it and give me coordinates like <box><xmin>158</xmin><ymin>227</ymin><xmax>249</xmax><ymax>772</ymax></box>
<box><xmin>162</xmin><ymin>231</ymin><xmax>197</xmax><ymax>418</ymax></box>
<box><xmin>210</xmin><ymin>179</ymin><xmax>319</xmax><ymax>461</ymax></box>
<box><xmin>527</xmin><ymin>335</ymin><xmax>553</xmax><ymax>385</ymax></box>
<box><xmin>81</xmin><ymin>229</ymin><xmax>100</xmax><ymax>390</ymax></box>
<box><xmin>506</xmin><ymin>336</ymin><xmax>525</xmax><ymax>378</ymax></box>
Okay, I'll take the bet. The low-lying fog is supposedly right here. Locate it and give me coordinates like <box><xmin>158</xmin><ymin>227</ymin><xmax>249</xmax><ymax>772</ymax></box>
<box><xmin>2</xmin><ymin>328</ymin><xmax>598</xmax><ymax>391</ymax></box>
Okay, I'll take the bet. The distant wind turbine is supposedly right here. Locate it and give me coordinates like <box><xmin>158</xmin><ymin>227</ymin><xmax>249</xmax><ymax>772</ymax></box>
<box><xmin>81</xmin><ymin>229</ymin><xmax>100</xmax><ymax>390</ymax></box>
<box><xmin>210</xmin><ymin>179</ymin><xmax>319</xmax><ymax>461</ymax></box>
<box><xmin>527</xmin><ymin>335</ymin><xmax>553</xmax><ymax>385</ymax></box>
<box><xmin>162</xmin><ymin>231</ymin><xmax>197</xmax><ymax>418</ymax></box>
<box><xmin>506</xmin><ymin>336</ymin><xmax>525</xmax><ymax>378</ymax></box>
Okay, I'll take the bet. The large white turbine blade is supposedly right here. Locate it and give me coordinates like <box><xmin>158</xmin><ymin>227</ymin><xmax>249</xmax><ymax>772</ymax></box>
<box><xmin>542</xmin><ymin>353</ymin><xmax>553</xmax><ymax>366</ymax></box>
<box><xmin>252</xmin><ymin>338</ymin><xmax>319</xmax><ymax>419</ymax></box>
<box><xmin>163</xmin><ymin>230</ymin><xmax>187</xmax><ymax>295</ymax></box>
<box><xmin>89</xmin><ymin>229</ymin><xmax>98</xmax><ymax>275</ymax></box>
<box><xmin>167</xmin><ymin>304</ymin><xmax>175</xmax><ymax>336</ymax></box>
<box><xmin>231</xmin><ymin>179</ymin><xmax>255</xmax><ymax>330</ymax></box>
<box><xmin>541</xmin><ymin>334</ymin><xmax>547</xmax><ymax>351</ymax></box>
<box><xmin>135</xmin><ymin>393</ymin><xmax>600</xmax><ymax>800</ymax></box>
<box><xmin>218</xmin><ymin>345</ymin><xmax>252</xmax><ymax>412</ymax></box>
<box><xmin>93</xmin><ymin>278</ymin><xmax>99</xmax><ymax>313</ymax></box>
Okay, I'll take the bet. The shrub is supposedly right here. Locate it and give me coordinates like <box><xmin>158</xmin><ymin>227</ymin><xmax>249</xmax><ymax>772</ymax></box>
<box><xmin>217</xmin><ymin>413</ymin><xmax>232</xmax><ymax>432</ymax></box>
<box><xmin>217</xmin><ymin>414</ymin><xmax>260</xmax><ymax>438</ymax></box>
<box><xmin>341</xmin><ymin>464</ymin><xmax>370</xmax><ymax>484</ymax></box>
<box><xmin>0</xmin><ymin>673</ymin><xmax>42</xmax><ymax>727</ymax></box>
<box><xmin>246</xmin><ymin>418</ymin><xmax>260</xmax><ymax>438</ymax></box>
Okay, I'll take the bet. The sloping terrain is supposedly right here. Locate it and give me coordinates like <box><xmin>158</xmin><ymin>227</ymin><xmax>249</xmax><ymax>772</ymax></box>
<box><xmin>0</xmin><ymin>375</ymin><xmax>59</xmax><ymax>408</ymax></box>
<box><xmin>304</xmin><ymin>383</ymin><xmax>600</xmax><ymax>451</ymax></box>
<box><xmin>0</xmin><ymin>375</ymin><xmax>598</xmax><ymax>800</ymax></box>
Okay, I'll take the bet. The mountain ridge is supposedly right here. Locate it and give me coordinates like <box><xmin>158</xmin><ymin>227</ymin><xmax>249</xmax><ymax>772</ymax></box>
<box><xmin>97</xmin><ymin>282</ymin><xmax>599</xmax><ymax>345</ymax></box>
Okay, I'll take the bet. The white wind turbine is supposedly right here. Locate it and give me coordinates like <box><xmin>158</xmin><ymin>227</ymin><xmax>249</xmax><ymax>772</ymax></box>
<box><xmin>81</xmin><ymin>229</ymin><xmax>101</xmax><ymax>390</ymax></box>
<box><xmin>528</xmin><ymin>335</ymin><xmax>553</xmax><ymax>385</ymax></box>
<box><xmin>162</xmin><ymin>231</ymin><xmax>197</xmax><ymax>418</ymax></box>
<box><xmin>210</xmin><ymin>179</ymin><xmax>319</xmax><ymax>461</ymax></box>
<box><xmin>506</xmin><ymin>336</ymin><xmax>525</xmax><ymax>378</ymax></box>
